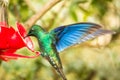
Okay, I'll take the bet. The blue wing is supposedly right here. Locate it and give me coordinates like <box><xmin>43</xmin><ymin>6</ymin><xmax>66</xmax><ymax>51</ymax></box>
<box><xmin>50</xmin><ymin>22</ymin><xmax>113</xmax><ymax>52</ymax></box>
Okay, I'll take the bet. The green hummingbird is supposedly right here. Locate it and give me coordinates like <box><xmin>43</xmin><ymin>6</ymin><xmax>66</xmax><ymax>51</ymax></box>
<box><xmin>27</xmin><ymin>22</ymin><xmax>114</xmax><ymax>80</ymax></box>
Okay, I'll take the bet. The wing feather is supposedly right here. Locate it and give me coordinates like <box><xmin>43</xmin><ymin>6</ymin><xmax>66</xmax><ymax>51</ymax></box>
<box><xmin>50</xmin><ymin>23</ymin><xmax>114</xmax><ymax>52</ymax></box>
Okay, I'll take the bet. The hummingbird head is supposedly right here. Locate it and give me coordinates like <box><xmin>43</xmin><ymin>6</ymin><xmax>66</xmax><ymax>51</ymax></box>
<box><xmin>27</xmin><ymin>25</ymin><xmax>45</xmax><ymax>37</ymax></box>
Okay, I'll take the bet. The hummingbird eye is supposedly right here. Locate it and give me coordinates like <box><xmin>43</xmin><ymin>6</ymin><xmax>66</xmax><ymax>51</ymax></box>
<box><xmin>31</xmin><ymin>28</ymin><xmax>34</xmax><ymax>31</ymax></box>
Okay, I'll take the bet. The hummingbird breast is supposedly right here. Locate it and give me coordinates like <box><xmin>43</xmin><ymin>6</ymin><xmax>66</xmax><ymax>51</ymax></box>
<box><xmin>37</xmin><ymin>33</ymin><xmax>62</xmax><ymax>68</ymax></box>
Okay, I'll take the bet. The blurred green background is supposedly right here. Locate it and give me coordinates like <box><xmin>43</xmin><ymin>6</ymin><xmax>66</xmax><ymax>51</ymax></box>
<box><xmin>0</xmin><ymin>0</ymin><xmax>120</xmax><ymax>80</ymax></box>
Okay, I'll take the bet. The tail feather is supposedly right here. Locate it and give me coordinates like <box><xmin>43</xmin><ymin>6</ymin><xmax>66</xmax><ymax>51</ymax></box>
<box><xmin>46</xmin><ymin>55</ymin><xmax>67</xmax><ymax>80</ymax></box>
<box><xmin>56</xmin><ymin>68</ymin><xmax>67</xmax><ymax>80</ymax></box>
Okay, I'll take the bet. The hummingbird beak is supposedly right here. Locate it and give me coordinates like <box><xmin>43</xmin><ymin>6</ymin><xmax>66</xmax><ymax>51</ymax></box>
<box><xmin>25</xmin><ymin>31</ymin><xmax>32</xmax><ymax>38</ymax></box>
<box><xmin>25</xmin><ymin>34</ymin><xmax>30</xmax><ymax>38</ymax></box>
<box><xmin>24</xmin><ymin>35</ymin><xmax>28</xmax><ymax>38</ymax></box>
<box><xmin>25</xmin><ymin>34</ymin><xmax>28</xmax><ymax>37</ymax></box>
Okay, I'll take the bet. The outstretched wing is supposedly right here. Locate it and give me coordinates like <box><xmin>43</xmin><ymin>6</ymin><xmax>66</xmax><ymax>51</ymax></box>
<box><xmin>50</xmin><ymin>22</ymin><xmax>114</xmax><ymax>52</ymax></box>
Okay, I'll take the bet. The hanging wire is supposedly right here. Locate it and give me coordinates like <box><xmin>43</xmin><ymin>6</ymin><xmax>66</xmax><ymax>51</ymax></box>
<box><xmin>0</xmin><ymin>0</ymin><xmax>9</xmax><ymax>25</ymax></box>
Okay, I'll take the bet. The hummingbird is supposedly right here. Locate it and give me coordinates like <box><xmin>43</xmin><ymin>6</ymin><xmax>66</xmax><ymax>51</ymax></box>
<box><xmin>27</xmin><ymin>22</ymin><xmax>114</xmax><ymax>80</ymax></box>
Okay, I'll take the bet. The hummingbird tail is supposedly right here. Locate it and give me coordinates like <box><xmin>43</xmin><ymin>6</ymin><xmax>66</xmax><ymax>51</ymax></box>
<box><xmin>45</xmin><ymin>54</ymin><xmax>67</xmax><ymax>79</ymax></box>
<box><xmin>57</xmin><ymin>68</ymin><xmax>67</xmax><ymax>80</ymax></box>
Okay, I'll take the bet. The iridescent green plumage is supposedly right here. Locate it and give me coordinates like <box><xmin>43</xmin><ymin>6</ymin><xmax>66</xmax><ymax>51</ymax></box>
<box><xmin>27</xmin><ymin>25</ymin><xmax>67</xmax><ymax>80</ymax></box>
